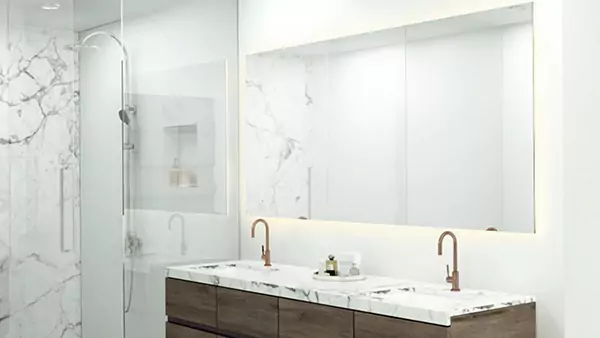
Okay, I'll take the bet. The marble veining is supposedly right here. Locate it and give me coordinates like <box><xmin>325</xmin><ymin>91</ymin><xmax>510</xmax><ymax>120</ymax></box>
<box><xmin>167</xmin><ymin>261</ymin><xmax>535</xmax><ymax>327</ymax></box>
<box><xmin>245</xmin><ymin>54</ymin><xmax>314</xmax><ymax>218</ymax></box>
<box><xmin>0</xmin><ymin>26</ymin><xmax>81</xmax><ymax>338</ymax></box>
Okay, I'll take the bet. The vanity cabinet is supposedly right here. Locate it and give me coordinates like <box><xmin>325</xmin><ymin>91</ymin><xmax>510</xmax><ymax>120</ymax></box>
<box><xmin>354</xmin><ymin>312</ymin><xmax>447</xmax><ymax>338</ymax></box>
<box><xmin>279</xmin><ymin>299</ymin><xmax>353</xmax><ymax>338</ymax></box>
<box><xmin>167</xmin><ymin>323</ymin><xmax>217</xmax><ymax>338</ymax></box>
<box><xmin>165</xmin><ymin>278</ymin><xmax>536</xmax><ymax>338</ymax></box>
<box><xmin>449</xmin><ymin>304</ymin><xmax>536</xmax><ymax>338</ymax></box>
<box><xmin>217</xmin><ymin>287</ymin><xmax>278</xmax><ymax>338</ymax></box>
<box><xmin>166</xmin><ymin>278</ymin><xmax>217</xmax><ymax>328</ymax></box>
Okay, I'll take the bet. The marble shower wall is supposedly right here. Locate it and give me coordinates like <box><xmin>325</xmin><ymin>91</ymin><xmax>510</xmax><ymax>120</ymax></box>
<box><xmin>0</xmin><ymin>26</ymin><xmax>81</xmax><ymax>338</ymax></box>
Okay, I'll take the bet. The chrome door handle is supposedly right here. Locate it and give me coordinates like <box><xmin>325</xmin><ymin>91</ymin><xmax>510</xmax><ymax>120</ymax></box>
<box><xmin>59</xmin><ymin>167</ymin><xmax>67</xmax><ymax>252</ymax></box>
<box><xmin>59</xmin><ymin>167</ymin><xmax>74</xmax><ymax>253</ymax></box>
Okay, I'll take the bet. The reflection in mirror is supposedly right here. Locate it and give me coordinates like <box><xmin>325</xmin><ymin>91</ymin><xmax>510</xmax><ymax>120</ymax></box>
<box><xmin>131</xmin><ymin>61</ymin><xmax>228</xmax><ymax>214</ymax></box>
<box><xmin>245</xmin><ymin>4</ymin><xmax>534</xmax><ymax>233</ymax></box>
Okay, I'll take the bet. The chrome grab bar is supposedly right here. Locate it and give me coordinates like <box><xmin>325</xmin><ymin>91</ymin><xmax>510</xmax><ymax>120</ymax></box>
<box><xmin>59</xmin><ymin>167</ymin><xmax>67</xmax><ymax>252</ymax></box>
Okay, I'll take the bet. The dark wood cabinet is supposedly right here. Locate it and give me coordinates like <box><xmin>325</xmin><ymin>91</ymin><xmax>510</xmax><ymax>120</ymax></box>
<box><xmin>166</xmin><ymin>278</ymin><xmax>217</xmax><ymax>328</ymax></box>
<box><xmin>166</xmin><ymin>323</ymin><xmax>216</xmax><ymax>338</ymax></box>
<box><xmin>279</xmin><ymin>299</ymin><xmax>353</xmax><ymax>338</ymax></box>
<box><xmin>355</xmin><ymin>312</ymin><xmax>447</xmax><ymax>338</ymax></box>
<box><xmin>217</xmin><ymin>287</ymin><xmax>279</xmax><ymax>338</ymax></box>
<box><xmin>449</xmin><ymin>304</ymin><xmax>536</xmax><ymax>338</ymax></box>
<box><xmin>166</xmin><ymin>279</ymin><xmax>535</xmax><ymax>338</ymax></box>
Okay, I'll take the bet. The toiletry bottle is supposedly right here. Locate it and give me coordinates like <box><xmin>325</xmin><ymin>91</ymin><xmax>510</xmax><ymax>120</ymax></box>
<box><xmin>350</xmin><ymin>263</ymin><xmax>360</xmax><ymax>276</ymax></box>
<box><xmin>169</xmin><ymin>158</ymin><xmax>181</xmax><ymax>187</ymax></box>
<box><xmin>325</xmin><ymin>255</ymin><xmax>339</xmax><ymax>276</ymax></box>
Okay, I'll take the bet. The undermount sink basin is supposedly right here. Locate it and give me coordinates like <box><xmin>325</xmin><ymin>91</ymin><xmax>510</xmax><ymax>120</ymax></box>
<box><xmin>191</xmin><ymin>261</ymin><xmax>280</xmax><ymax>273</ymax></box>
<box><xmin>363</xmin><ymin>284</ymin><xmax>506</xmax><ymax>311</ymax></box>
<box><xmin>366</xmin><ymin>285</ymin><xmax>466</xmax><ymax>298</ymax></box>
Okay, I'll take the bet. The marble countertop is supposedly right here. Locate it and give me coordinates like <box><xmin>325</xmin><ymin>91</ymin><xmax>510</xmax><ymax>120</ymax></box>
<box><xmin>166</xmin><ymin>260</ymin><xmax>535</xmax><ymax>326</ymax></box>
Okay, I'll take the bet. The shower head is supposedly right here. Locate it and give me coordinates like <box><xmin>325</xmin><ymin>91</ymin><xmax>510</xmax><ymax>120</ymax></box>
<box><xmin>119</xmin><ymin>109</ymin><xmax>130</xmax><ymax>125</ymax></box>
<box><xmin>119</xmin><ymin>105</ymin><xmax>137</xmax><ymax>125</ymax></box>
<box><xmin>80</xmin><ymin>31</ymin><xmax>129</xmax><ymax>61</ymax></box>
<box><xmin>64</xmin><ymin>44</ymin><xmax>99</xmax><ymax>52</ymax></box>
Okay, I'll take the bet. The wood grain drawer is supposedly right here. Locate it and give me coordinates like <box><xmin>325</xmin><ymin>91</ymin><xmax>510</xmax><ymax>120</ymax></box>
<box><xmin>279</xmin><ymin>299</ymin><xmax>353</xmax><ymax>338</ymax></box>
<box><xmin>166</xmin><ymin>278</ymin><xmax>217</xmax><ymax>327</ymax></box>
<box><xmin>217</xmin><ymin>287</ymin><xmax>278</xmax><ymax>338</ymax></box>
<box><xmin>354</xmin><ymin>312</ymin><xmax>447</xmax><ymax>338</ymax></box>
<box><xmin>166</xmin><ymin>323</ymin><xmax>216</xmax><ymax>338</ymax></box>
<box><xmin>449</xmin><ymin>303</ymin><xmax>536</xmax><ymax>338</ymax></box>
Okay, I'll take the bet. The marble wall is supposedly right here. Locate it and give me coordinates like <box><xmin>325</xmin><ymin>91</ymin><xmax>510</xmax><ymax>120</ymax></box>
<box><xmin>0</xmin><ymin>26</ymin><xmax>81</xmax><ymax>338</ymax></box>
<box><xmin>245</xmin><ymin>54</ymin><xmax>314</xmax><ymax>219</ymax></box>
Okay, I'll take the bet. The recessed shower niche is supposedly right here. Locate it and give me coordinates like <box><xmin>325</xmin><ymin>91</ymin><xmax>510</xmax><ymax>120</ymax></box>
<box><xmin>245</xmin><ymin>4</ymin><xmax>535</xmax><ymax>233</ymax></box>
<box><xmin>132</xmin><ymin>61</ymin><xmax>228</xmax><ymax>214</ymax></box>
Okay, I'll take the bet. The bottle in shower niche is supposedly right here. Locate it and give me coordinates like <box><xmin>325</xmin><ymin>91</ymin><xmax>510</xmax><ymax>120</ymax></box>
<box><xmin>169</xmin><ymin>158</ymin><xmax>181</xmax><ymax>187</ymax></box>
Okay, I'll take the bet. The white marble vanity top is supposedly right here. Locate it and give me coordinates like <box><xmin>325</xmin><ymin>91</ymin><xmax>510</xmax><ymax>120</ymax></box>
<box><xmin>166</xmin><ymin>260</ymin><xmax>535</xmax><ymax>326</ymax></box>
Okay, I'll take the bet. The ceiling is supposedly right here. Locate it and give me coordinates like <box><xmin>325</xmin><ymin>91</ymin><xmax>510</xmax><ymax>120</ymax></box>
<box><xmin>8</xmin><ymin>0</ymin><xmax>182</xmax><ymax>32</ymax></box>
<box><xmin>74</xmin><ymin>0</ymin><xmax>121</xmax><ymax>31</ymax></box>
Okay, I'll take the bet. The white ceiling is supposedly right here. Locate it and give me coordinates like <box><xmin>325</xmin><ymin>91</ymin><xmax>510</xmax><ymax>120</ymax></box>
<box><xmin>8</xmin><ymin>0</ymin><xmax>183</xmax><ymax>32</ymax></box>
<box><xmin>74</xmin><ymin>0</ymin><xmax>121</xmax><ymax>31</ymax></box>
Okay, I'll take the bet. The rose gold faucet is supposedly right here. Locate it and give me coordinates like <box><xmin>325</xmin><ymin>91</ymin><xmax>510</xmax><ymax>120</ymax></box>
<box><xmin>437</xmin><ymin>231</ymin><xmax>460</xmax><ymax>292</ymax></box>
<box><xmin>251</xmin><ymin>219</ymin><xmax>272</xmax><ymax>267</ymax></box>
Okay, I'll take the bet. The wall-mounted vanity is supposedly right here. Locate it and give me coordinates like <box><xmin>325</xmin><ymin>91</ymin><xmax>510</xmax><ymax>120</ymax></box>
<box><xmin>165</xmin><ymin>261</ymin><xmax>536</xmax><ymax>338</ymax></box>
<box><xmin>244</xmin><ymin>3</ymin><xmax>535</xmax><ymax>234</ymax></box>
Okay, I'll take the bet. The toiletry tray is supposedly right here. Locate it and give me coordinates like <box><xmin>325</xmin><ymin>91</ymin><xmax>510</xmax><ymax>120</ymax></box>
<box><xmin>312</xmin><ymin>271</ymin><xmax>367</xmax><ymax>282</ymax></box>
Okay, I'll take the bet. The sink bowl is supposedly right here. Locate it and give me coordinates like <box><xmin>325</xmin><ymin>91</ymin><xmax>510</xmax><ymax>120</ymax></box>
<box><xmin>369</xmin><ymin>285</ymin><xmax>487</xmax><ymax>296</ymax></box>
<box><xmin>363</xmin><ymin>285</ymin><xmax>501</xmax><ymax>313</ymax></box>
<box><xmin>191</xmin><ymin>261</ymin><xmax>280</xmax><ymax>273</ymax></box>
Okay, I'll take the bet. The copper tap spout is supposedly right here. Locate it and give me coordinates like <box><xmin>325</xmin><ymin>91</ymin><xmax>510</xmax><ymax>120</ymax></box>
<box><xmin>251</xmin><ymin>219</ymin><xmax>272</xmax><ymax>267</ymax></box>
<box><xmin>438</xmin><ymin>231</ymin><xmax>460</xmax><ymax>292</ymax></box>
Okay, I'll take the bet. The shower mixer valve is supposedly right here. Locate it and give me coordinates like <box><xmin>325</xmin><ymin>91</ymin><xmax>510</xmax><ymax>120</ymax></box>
<box><xmin>124</xmin><ymin>233</ymin><xmax>143</xmax><ymax>257</ymax></box>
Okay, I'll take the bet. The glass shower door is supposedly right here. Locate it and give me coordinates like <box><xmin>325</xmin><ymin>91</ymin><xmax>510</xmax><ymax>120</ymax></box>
<box><xmin>0</xmin><ymin>1</ymin><xmax>81</xmax><ymax>337</ymax></box>
<box><xmin>76</xmin><ymin>0</ymin><xmax>239</xmax><ymax>336</ymax></box>
<box><xmin>120</xmin><ymin>1</ymin><xmax>239</xmax><ymax>338</ymax></box>
<box><xmin>0</xmin><ymin>4</ymin><xmax>10</xmax><ymax>334</ymax></box>
<box><xmin>0</xmin><ymin>8</ymin><xmax>9</xmax><ymax>333</ymax></box>
<box><xmin>78</xmin><ymin>0</ymin><xmax>127</xmax><ymax>336</ymax></box>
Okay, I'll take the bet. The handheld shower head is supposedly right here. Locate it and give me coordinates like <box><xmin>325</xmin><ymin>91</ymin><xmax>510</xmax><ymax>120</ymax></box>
<box><xmin>119</xmin><ymin>109</ymin><xmax>131</xmax><ymax>125</ymax></box>
<box><xmin>119</xmin><ymin>106</ymin><xmax>137</xmax><ymax>125</ymax></box>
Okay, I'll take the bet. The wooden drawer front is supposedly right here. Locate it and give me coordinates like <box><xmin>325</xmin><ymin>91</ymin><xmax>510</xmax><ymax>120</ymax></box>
<box><xmin>166</xmin><ymin>323</ymin><xmax>216</xmax><ymax>338</ymax></box>
<box><xmin>217</xmin><ymin>288</ymin><xmax>278</xmax><ymax>338</ymax></box>
<box><xmin>166</xmin><ymin>278</ymin><xmax>217</xmax><ymax>327</ymax></box>
<box><xmin>279</xmin><ymin>299</ymin><xmax>353</xmax><ymax>338</ymax></box>
<box><xmin>449</xmin><ymin>303</ymin><xmax>536</xmax><ymax>338</ymax></box>
<box><xmin>355</xmin><ymin>312</ymin><xmax>448</xmax><ymax>338</ymax></box>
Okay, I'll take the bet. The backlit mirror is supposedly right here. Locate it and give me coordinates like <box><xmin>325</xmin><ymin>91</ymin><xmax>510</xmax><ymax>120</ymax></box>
<box><xmin>245</xmin><ymin>4</ymin><xmax>535</xmax><ymax>233</ymax></box>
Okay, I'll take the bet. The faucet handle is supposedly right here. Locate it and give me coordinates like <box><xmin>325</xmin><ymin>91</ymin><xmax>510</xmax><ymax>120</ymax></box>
<box><xmin>261</xmin><ymin>245</ymin><xmax>266</xmax><ymax>258</ymax></box>
<box><xmin>445</xmin><ymin>264</ymin><xmax>453</xmax><ymax>284</ymax></box>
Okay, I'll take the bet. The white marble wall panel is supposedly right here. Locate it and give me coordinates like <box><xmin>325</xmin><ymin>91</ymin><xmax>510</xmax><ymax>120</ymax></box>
<box><xmin>0</xmin><ymin>26</ymin><xmax>80</xmax><ymax>338</ymax></box>
<box><xmin>245</xmin><ymin>54</ymin><xmax>314</xmax><ymax>218</ymax></box>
